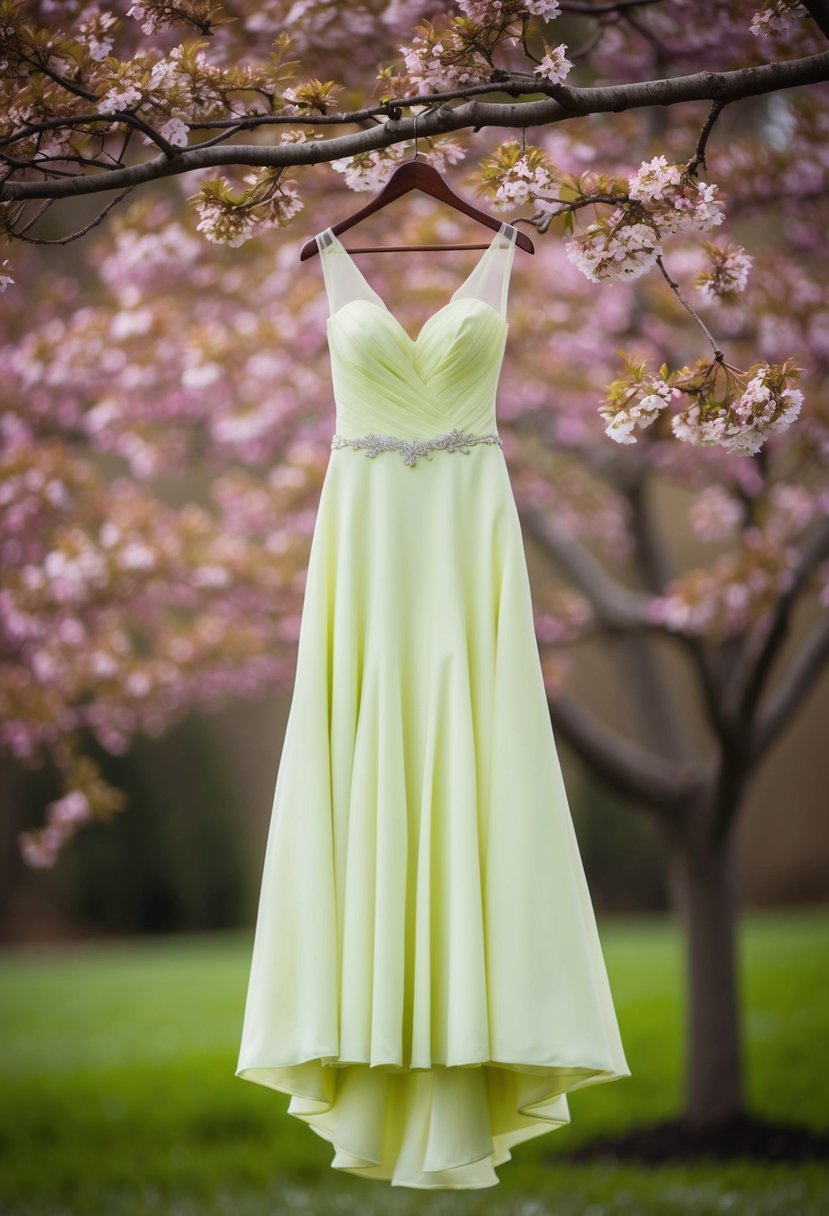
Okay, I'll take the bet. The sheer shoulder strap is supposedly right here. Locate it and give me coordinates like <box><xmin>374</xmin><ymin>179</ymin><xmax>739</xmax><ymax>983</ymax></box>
<box><xmin>451</xmin><ymin>221</ymin><xmax>518</xmax><ymax>320</ymax></box>
<box><xmin>315</xmin><ymin>227</ymin><xmax>385</xmax><ymax>317</ymax></box>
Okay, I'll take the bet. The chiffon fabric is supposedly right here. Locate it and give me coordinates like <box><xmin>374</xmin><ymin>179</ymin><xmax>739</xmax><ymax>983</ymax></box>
<box><xmin>235</xmin><ymin>221</ymin><xmax>631</xmax><ymax>1187</ymax></box>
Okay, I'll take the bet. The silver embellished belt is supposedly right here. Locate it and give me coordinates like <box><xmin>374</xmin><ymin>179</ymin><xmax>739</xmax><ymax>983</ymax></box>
<box><xmin>330</xmin><ymin>427</ymin><xmax>502</xmax><ymax>467</ymax></box>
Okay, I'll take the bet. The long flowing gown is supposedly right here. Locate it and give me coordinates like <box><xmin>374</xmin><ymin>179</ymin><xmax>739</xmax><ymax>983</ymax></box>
<box><xmin>234</xmin><ymin>221</ymin><xmax>631</xmax><ymax>1188</ymax></box>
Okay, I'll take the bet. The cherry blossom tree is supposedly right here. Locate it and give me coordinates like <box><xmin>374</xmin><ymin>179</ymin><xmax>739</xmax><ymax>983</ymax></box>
<box><xmin>2</xmin><ymin>0</ymin><xmax>829</xmax><ymax>1146</ymax></box>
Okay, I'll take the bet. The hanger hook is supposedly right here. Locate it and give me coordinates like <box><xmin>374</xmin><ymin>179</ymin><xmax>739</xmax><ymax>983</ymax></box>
<box><xmin>410</xmin><ymin>103</ymin><xmax>441</xmax><ymax>161</ymax></box>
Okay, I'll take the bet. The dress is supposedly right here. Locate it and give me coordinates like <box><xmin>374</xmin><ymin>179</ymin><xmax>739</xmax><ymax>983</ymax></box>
<box><xmin>234</xmin><ymin>221</ymin><xmax>631</xmax><ymax>1188</ymax></box>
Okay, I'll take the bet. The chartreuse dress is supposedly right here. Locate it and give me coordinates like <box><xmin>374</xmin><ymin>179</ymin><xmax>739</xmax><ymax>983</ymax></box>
<box><xmin>235</xmin><ymin>221</ymin><xmax>631</xmax><ymax>1188</ymax></box>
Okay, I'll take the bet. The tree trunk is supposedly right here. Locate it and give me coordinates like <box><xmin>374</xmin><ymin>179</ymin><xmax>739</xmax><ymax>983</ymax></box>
<box><xmin>0</xmin><ymin>756</ymin><xmax>27</xmax><ymax>943</ymax></box>
<box><xmin>664</xmin><ymin>815</ymin><xmax>746</xmax><ymax>1126</ymax></box>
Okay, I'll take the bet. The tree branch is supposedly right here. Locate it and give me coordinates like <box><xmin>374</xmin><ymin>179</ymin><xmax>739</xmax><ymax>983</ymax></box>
<box><xmin>12</xmin><ymin>186</ymin><xmax>136</xmax><ymax>243</ymax></box>
<box><xmin>547</xmin><ymin>689</ymin><xmax>704</xmax><ymax>818</ymax></box>
<box><xmin>616</xmin><ymin>478</ymin><xmax>701</xmax><ymax>764</ymax></box>
<box><xmin>14</xmin><ymin>48</ymin><xmax>180</xmax><ymax>156</ymax></box>
<box><xmin>731</xmin><ymin>517</ymin><xmax>829</xmax><ymax>731</ymax></box>
<box><xmin>521</xmin><ymin>485</ymin><xmax>738</xmax><ymax>748</ymax></box>
<box><xmin>520</xmin><ymin>503</ymin><xmax>651</xmax><ymax>629</ymax></box>
<box><xmin>3</xmin><ymin>50</ymin><xmax>829</xmax><ymax>202</ymax></box>
<box><xmin>686</xmin><ymin>98</ymin><xmax>728</xmax><ymax>176</ymax></box>
<box><xmin>750</xmin><ymin>611</ymin><xmax>829</xmax><ymax>761</ymax></box>
<box><xmin>654</xmin><ymin>253</ymin><xmax>738</xmax><ymax>366</ymax></box>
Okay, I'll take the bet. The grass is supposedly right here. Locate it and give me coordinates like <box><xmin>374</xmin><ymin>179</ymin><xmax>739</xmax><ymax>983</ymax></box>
<box><xmin>0</xmin><ymin>905</ymin><xmax>827</xmax><ymax>1215</ymax></box>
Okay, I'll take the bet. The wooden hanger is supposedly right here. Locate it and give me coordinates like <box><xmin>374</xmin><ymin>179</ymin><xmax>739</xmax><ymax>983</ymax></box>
<box><xmin>299</xmin><ymin>110</ymin><xmax>535</xmax><ymax>261</ymax></box>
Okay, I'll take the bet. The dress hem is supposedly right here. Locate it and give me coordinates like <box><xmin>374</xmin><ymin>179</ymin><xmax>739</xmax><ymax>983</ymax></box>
<box><xmin>234</xmin><ymin>1053</ymin><xmax>631</xmax><ymax>1188</ymax></box>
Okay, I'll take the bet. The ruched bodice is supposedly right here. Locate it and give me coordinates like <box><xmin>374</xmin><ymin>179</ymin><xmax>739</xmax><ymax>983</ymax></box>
<box><xmin>319</xmin><ymin>224</ymin><xmax>516</xmax><ymax>441</ymax></box>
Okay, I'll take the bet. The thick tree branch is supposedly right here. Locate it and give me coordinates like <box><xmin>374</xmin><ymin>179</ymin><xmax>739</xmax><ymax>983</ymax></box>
<box><xmin>750</xmin><ymin>611</ymin><xmax>829</xmax><ymax>761</ymax></box>
<box><xmin>626</xmin><ymin>468</ymin><xmax>671</xmax><ymax>592</ymax></box>
<box><xmin>521</xmin><ymin>487</ymin><xmax>739</xmax><ymax>750</ymax></box>
<box><xmin>730</xmin><ymin>517</ymin><xmax>829</xmax><ymax>731</ymax></box>
<box><xmin>617</xmin><ymin>478</ymin><xmax>700</xmax><ymax>765</ymax></box>
<box><xmin>3</xmin><ymin>50</ymin><xmax>829</xmax><ymax>202</ymax></box>
<box><xmin>520</xmin><ymin>503</ymin><xmax>651</xmax><ymax>629</ymax></box>
<box><xmin>547</xmin><ymin>689</ymin><xmax>704</xmax><ymax>818</ymax></box>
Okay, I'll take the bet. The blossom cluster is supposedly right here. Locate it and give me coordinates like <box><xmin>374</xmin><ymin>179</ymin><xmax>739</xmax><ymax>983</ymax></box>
<box><xmin>18</xmin><ymin>761</ymin><xmax>124</xmax><ymax>870</ymax></box>
<box><xmin>534</xmin><ymin>587</ymin><xmax>592</xmax><ymax>645</ymax></box>
<box><xmin>1</xmin><ymin>7</ymin><xmax>285</xmax><ymax>176</ymax></box>
<box><xmin>328</xmin><ymin>117</ymin><xmax>471</xmax><ymax>190</ymax></box>
<box><xmin>628</xmin><ymin>155</ymin><xmax>725</xmax><ymax>234</ymax></box>
<box><xmin>190</xmin><ymin>171</ymin><xmax>303</xmax><ymax>247</ymax></box>
<box><xmin>646</xmin><ymin>526</ymin><xmax>801</xmax><ymax>640</ymax></box>
<box><xmin>696</xmin><ymin>242</ymin><xmax>754</xmax><ymax>300</ymax></box>
<box><xmin>598</xmin><ymin>354</ymin><xmax>804</xmax><ymax>455</ymax></box>
<box><xmin>78</xmin><ymin>6</ymin><xmax>119</xmax><ymax>61</ymax></box>
<box><xmin>396</xmin><ymin>0</ymin><xmax>565</xmax><ymax>93</ymax></box>
<box><xmin>671</xmin><ymin>364</ymin><xmax>804</xmax><ymax>455</ymax></box>
<box><xmin>749</xmin><ymin>0</ymin><xmax>808</xmax><ymax>37</ymax></box>
<box><xmin>599</xmin><ymin>367</ymin><xmax>676</xmax><ymax>445</ymax></box>
<box><xmin>0</xmin><ymin>188</ymin><xmax>349</xmax><ymax>865</ymax></box>
<box><xmin>534</xmin><ymin>42</ymin><xmax>572</xmax><ymax>85</ymax></box>
<box><xmin>534</xmin><ymin>584</ymin><xmax>590</xmax><ymax>697</ymax></box>
<box><xmin>565</xmin><ymin>156</ymin><xmax>725</xmax><ymax>284</ymax></box>
<box><xmin>414</xmin><ymin>137</ymin><xmax>468</xmax><ymax>175</ymax></box>
<box><xmin>689</xmin><ymin>484</ymin><xmax>746</xmax><ymax>542</ymax></box>
<box><xmin>566</xmin><ymin>216</ymin><xmax>664</xmax><ymax>283</ymax></box>
<box><xmin>688</xmin><ymin>481</ymin><xmax>822</xmax><ymax>546</ymax></box>
<box><xmin>457</xmin><ymin>0</ymin><xmax>562</xmax><ymax>21</ymax></box>
<box><xmin>126</xmin><ymin>3</ymin><xmax>164</xmax><ymax>36</ymax></box>
<box><xmin>398</xmin><ymin>22</ymin><xmax>492</xmax><ymax>92</ymax></box>
<box><xmin>478</xmin><ymin>141</ymin><xmax>561</xmax><ymax>211</ymax></box>
<box><xmin>331</xmin><ymin>144</ymin><xmax>406</xmax><ymax>192</ymax></box>
<box><xmin>524</xmin><ymin>0</ymin><xmax>562</xmax><ymax>18</ymax></box>
<box><xmin>2</xmin><ymin>446</ymin><xmax>324</xmax><ymax>865</ymax></box>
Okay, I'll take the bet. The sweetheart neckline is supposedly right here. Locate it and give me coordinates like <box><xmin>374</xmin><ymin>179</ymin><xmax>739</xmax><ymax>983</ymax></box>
<box><xmin>326</xmin><ymin>296</ymin><xmax>508</xmax><ymax>346</ymax></box>
<box><xmin>321</xmin><ymin>222</ymin><xmax>514</xmax><ymax>344</ymax></box>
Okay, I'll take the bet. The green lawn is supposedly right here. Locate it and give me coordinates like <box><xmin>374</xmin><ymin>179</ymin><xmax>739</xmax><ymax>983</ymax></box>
<box><xmin>1</xmin><ymin>905</ymin><xmax>827</xmax><ymax>1216</ymax></box>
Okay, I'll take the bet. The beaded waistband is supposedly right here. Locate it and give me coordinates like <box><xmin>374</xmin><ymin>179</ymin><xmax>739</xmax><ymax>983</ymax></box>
<box><xmin>331</xmin><ymin>427</ymin><xmax>502</xmax><ymax>467</ymax></box>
